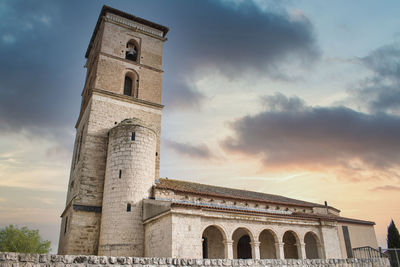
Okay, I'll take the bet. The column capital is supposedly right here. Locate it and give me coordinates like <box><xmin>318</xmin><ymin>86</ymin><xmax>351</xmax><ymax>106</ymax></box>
<box><xmin>275</xmin><ymin>242</ymin><xmax>284</xmax><ymax>247</ymax></box>
<box><xmin>223</xmin><ymin>239</ymin><xmax>234</xmax><ymax>245</ymax></box>
<box><xmin>250</xmin><ymin>241</ymin><xmax>261</xmax><ymax>246</ymax></box>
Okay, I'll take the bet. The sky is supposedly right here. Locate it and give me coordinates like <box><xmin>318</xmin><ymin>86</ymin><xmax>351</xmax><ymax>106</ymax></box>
<box><xmin>0</xmin><ymin>0</ymin><xmax>399</xmax><ymax>253</ymax></box>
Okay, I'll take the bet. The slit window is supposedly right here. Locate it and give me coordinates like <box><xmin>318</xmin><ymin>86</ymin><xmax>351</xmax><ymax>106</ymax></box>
<box><xmin>64</xmin><ymin>216</ymin><xmax>68</xmax><ymax>234</ymax></box>
<box><xmin>131</xmin><ymin>132</ymin><xmax>135</xmax><ymax>141</ymax></box>
<box><xmin>119</xmin><ymin>170</ymin><xmax>122</xmax><ymax>179</ymax></box>
<box><xmin>127</xmin><ymin>203</ymin><xmax>131</xmax><ymax>212</ymax></box>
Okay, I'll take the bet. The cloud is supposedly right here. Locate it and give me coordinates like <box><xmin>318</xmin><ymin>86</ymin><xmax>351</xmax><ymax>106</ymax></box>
<box><xmin>0</xmin><ymin>0</ymin><xmax>84</xmax><ymax>141</ymax></box>
<box><xmin>371</xmin><ymin>185</ymin><xmax>400</xmax><ymax>192</ymax></box>
<box><xmin>2</xmin><ymin>34</ymin><xmax>16</xmax><ymax>44</ymax></box>
<box><xmin>222</xmin><ymin>93</ymin><xmax>400</xmax><ymax>174</ymax></box>
<box><xmin>163</xmin><ymin>0</ymin><xmax>320</xmax><ymax>109</ymax></box>
<box><xmin>164</xmin><ymin>79</ymin><xmax>205</xmax><ymax>110</ymax></box>
<box><xmin>165</xmin><ymin>139</ymin><xmax>212</xmax><ymax>159</ymax></box>
<box><xmin>353</xmin><ymin>43</ymin><xmax>400</xmax><ymax>114</ymax></box>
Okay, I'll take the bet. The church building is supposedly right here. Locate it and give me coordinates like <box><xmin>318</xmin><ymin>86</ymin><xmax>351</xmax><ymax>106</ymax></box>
<box><xmin>58</xmin><ymin>6</ymin><xmax>378</xmax><ymax>260</ymax></box>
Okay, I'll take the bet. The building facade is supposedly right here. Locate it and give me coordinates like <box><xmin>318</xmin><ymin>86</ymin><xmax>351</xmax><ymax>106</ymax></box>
<box><xmin>58</xmin><ymin>6</ymin><xmax>378</xmax><ymax>259</ymax></box>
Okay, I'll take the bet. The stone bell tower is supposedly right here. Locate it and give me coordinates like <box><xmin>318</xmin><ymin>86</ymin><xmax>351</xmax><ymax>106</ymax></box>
<box><xmin>58</xmin><ymin>6</ymin><xmax>168</xmax><ymax>256</ymax></box>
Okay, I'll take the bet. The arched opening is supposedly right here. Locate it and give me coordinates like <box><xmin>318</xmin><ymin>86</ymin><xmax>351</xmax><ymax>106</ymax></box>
<box><xmin>124</xmin><ymin>76</ymin><xmax>133</xmax><ymax>96</ymax></box>
<box><xmin>259</xmin><ymin>229</ymin><xmax>277</xmax><ymax>259</ymax></box>
<box><xmin>125</xmin><ymin>41</ymin><xmax>139</xmax><ymax>62</ymax></box>
<box><xmin>305</xmin><ymin>232</ymin><xmax>319</xmax><ymax>259</ymax></box>
<box><xmin>123</xmin><ymin>72</ymin><xmax>139</xmax><ymax>97</ymax></box>
<box><xmin>232</xmin><ymin>228</ymin><xmax>252</xmax><ymax>259</ymax></box>
<box><xmin>283</xmin><ymin>231</ymin><xmax>299</xmax><ymax>259</ymax></box>
<box><xmin>202</xmin><ymin>225</ymin><xmax>225</xmax><ymax>259</ymax></box>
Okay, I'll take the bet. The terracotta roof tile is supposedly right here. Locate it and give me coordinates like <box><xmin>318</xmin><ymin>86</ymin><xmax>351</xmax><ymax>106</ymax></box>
<box><xmin>155</xmin><ymin>178</ymin><xmax>325</xmax><ymax>208</ymax></box>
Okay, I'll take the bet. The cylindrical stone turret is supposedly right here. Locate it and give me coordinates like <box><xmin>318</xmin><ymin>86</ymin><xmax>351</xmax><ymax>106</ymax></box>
<box><xmin>98</xmin><ymin>118</ymin><xmax>157</xmax><ymax>256</ymax></box>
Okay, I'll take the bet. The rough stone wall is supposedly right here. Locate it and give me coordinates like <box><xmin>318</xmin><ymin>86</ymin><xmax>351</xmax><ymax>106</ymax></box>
<box><xmin>144</xmin><ymin>213</ymin><xmax>173</xmax><ymax>257</ymax></box>
<box><xmin>98</xmin><ymin>120</ymin><xmax>157</xmax><ymax>257</ymax></box>
<box><xmin>95</xmin><ymin>54</ymin><xmax>163</xmax><ymax>104</ymax></box>
<box><xmin>0</xmin><ymin>252</ymin><xmax>391</xmax><ymax>267</ymax></box>
<box><xmin>59</xmin><ymin>90</ymin><xmax>162</xmax><ymax>255</ymax></box>
<box><xmin>171</xmin><ymin>213</ymin><xmax>202</xmax><ymax>259</ymax></box>
<box><xmin>319</xmin><ymin>223</ymin><xmax>342</xmax><ymax>259</ymax></box>
<box><xmin>58</xmin><ymin>210</ymin><xmax>101</xmax><ymax>255</ymax></box>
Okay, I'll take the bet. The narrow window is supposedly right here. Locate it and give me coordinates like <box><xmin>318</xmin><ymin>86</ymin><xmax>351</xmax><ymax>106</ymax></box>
<box><xmin>124</xmin><ymin>76</ymin><xmax>133</xmax><ymax>96</ymax></box>
<box><xmin>64</xmin><ymin>216</ymin><xmax>68</xmax><ymax>234</ymax></box>
<box><xmin>127</xmin><ymin>203</ymin><xmax>131</xmax><ymax>212</ymax></box>
<box><xmin>119</xmin><ymin>170</ymin><xmax>122</xmax><ymax>179</ymax></box>
<box><xmin>70</xmin><ymin>181</ymin><xmax>74</xmax><ymax>191</ymax></box>
<box><xmin>131</xmin><ymin>132</ymin><xmax>135</xmax><ymax>141</ymax></box>
<box><xmin>125</xmin><ymin>42</ymin><xmax>138</xmax><ymax>61</ymax></box>
<box><xmin>342</xmin><ymin>226</ymin><xmax>353</xmax><ymax>258</ymax></box>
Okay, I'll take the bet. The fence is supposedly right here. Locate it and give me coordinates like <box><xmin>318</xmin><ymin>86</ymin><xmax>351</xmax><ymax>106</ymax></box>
<box><xmin>353</xmin><ymin>247</ymin><xmax>400</xmax><ymax>267</ymax></box>
<box><xmin>385</xmin><ymin>249</ymin><xmax>400</xmax><ymax>267</ymax></box>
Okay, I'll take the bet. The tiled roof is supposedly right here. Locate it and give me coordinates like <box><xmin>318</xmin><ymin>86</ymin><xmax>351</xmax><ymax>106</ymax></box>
<box><xmin>155</xmin><ymin>178</ymin><xmax>327</xmax><ymax>209</ymax></box>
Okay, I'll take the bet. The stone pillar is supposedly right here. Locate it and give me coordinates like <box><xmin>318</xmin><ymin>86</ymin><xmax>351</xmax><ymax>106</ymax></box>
<box><xmin>275</xmin><ymin>242</ymin><xmax>285</xmax><ymax>259</ymax></box>
<box><xmin>299</xmin><ymin>242</ymin><xmax>307</xmax><ymax>259</ymax></box>
<box><xmin>224</xmin><ymin>240</ymin><xmax>234</xmax><ymax>259</ymax></box>
<box><xmin>317</xmin><ymin>244</ymin><xmax>324</xmax><ymax>259</ymax></box>
<box><xmin>251</xmin><ymin>241</ymin><xmax>260</xmax><ymax>260</ymax></box>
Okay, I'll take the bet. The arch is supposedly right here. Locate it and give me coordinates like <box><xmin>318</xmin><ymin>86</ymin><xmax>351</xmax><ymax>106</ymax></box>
<box><xmin>202</xmin><ymin>225</ymin><xmax>225</xmax><ymax>259</ymax></box>
<box><xmin>123</xmin><ymin>70</ymin><xmax>139</xmax><ymax>97</ymax></box>
<box><xmin>304</xmin><ymin>231</ymin><xmax>320</xmax><ymax>259</ymax></box>
<box><xmin>232</xmin><ymin>227</ymin><xmax>253</xmax><ymax>259</ymax></box>
<box><xmin>125</xmin><ymin>40</ymin><xmax>140</xmax><ymax>62</ymax></box>
<box><xmin>259</xmin><ymin>229</ymin><xmax>278</xmax><ymax>259</ymax></box>
<box><xmin>283</xmin><ymin>231</ymin><xmax>300</xmax><ymax>259</ymax></box>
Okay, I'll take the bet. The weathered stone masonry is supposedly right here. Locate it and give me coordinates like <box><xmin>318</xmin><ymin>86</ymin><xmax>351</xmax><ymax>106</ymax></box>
<box><xmin>0</xmin><ymin>253</ymin><xmax>391</xmax><ymax>267</ymax></box>
<box><xmin>58</xmin><ymin>5</ymin><xmax>380</xmax><ymax>260</ymax></box>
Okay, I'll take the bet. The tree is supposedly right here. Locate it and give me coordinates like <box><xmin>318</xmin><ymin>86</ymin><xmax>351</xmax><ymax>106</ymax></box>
<box><xmin>0</xmin><ymin>225</ymin><xmax>51</xmax><ymax>253</ymax></box>
<box><xmin>388</xmin><ymin>220</ymin><xmax>400</xmax><ymax>248</ymax></box>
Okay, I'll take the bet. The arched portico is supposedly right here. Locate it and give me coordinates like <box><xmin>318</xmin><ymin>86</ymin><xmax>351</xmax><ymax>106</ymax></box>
<box><xmin>259</xmin><ymin>229</ymin><xmax>278</xmax><ymax>259</ymax></box>
<box><xmin>304</xmin><ymin>231</ymin><xmax>322</xmax><ymax>259</ymax></box>
<box><xmin>232</xmin><ymin>227</ymin><xmax>253</xmax><ymax>259</ymax></box>
<box><xmin>202</xmin><ymin>225</ymin><xmax>226</xmax><ymax>259</ymax></box>
<box><xmin>283</xmin><ymin>231</ymin><xmax>300</xmax><ymax>259</ymax></box>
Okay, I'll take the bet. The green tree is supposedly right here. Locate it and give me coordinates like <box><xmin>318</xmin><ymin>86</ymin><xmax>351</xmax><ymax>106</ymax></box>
<box><xmin>0</xmin><ymin>225</ymin><xmax>50</xmax><ymax>253</ymax></box>
<box><xmin>388</xmin><ymin>220</ymin><xmax>400</xmax><ymax>248</ymax></box>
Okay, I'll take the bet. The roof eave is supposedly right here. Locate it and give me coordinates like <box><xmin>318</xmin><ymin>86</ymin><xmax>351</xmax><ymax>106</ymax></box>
<box><xmin>85</xmin><ymin>5</ymin><xmax>169</xmax><ymax>58</ymax></box>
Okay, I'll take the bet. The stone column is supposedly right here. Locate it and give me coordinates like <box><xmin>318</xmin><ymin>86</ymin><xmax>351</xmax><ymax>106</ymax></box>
<box><xmin>299</xmin><ymin>242</ymin><xmax>307</xmax><ymax>259</ymax></box>
<box><xmin>250</xmin><ymin>241</ymin><xmax>260</xmax><ymax>260</ymax></box>
<box><xmin>275</xmin><ymin>242</ymin><xmax>285</xmax><ymax>259</ymax></box>
<box><xmin>224</xmin><ymin>239</ymin><xmax>234</xmax><ymax>259</ymax></box>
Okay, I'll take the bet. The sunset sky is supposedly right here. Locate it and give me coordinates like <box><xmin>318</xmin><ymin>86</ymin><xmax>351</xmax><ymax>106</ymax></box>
<box><xmin>0</xmin><ymin>0</ymin><xmax>399</xmax><ymax>252</ymax></box>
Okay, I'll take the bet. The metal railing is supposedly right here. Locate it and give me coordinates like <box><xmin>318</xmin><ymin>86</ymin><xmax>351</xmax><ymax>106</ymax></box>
<box><xmin>352</xmin><ymin>246</ymin><xmax>385</xmax><ymax>258</ymax></box>
<box><xmin>385</xmin><ymin>249</ymin><xmax>400</xmax><ymax>267</ymax></box>
<box><xmin>352</xmin><ymin>247</ymin><xmax>400</xmax><ymax>267</ymax></box>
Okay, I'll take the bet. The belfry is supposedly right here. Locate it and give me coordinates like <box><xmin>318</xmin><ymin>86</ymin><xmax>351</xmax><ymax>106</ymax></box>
<box><xmin>58</xmin><ymin>5</ymin><xmax>168</xmax><ymax>256</ymax></box>
<box><xmin>59</xmin><ymin>5</ymin><xmax>379</xmax><ymax>259</ymax></box>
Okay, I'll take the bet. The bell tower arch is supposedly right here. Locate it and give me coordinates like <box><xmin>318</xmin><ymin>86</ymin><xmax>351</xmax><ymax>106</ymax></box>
<box><xmin>58</xmin><ymin>5</ymin><xmax>168</xmax><ymax>256</ymax></box>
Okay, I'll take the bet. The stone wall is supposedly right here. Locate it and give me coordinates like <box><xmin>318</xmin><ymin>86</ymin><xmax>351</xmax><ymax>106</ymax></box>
<box><xmin>0</xmin><ymin>253</ymin><xmax>390</xmax><ymax>267</ymax></box>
